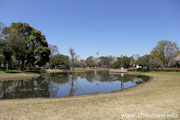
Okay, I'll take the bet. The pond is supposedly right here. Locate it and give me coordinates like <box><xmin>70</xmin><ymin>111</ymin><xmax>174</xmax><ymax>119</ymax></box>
<box><xmin>0</xmin><ymin>71</ymin><xmax>149</xmax><ymax>99</ymax></box>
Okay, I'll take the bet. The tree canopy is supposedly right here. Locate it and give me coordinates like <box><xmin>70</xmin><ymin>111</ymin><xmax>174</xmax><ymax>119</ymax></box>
<box><xmin>0</xmin><ymin>39</ymin><xmax>13</xmax><ymax>71</ymax></box>
<box><xmin>137</xmin><ymin>54</ymin><xmax>163</xmax><ymax>71</ymax></box>
<box><xmin>112</xmin><ymin>56</ymin><xmax>130</xmax><ymax>68</ymax></box>
<box><xmin>1</xmin><ymin>22</ymin><xmax>50</xmax><ymax>71</ymax></box>
<box><xmin>86</xmin><ymin>56</ymin><xmax>96</xmax><ymax>67</ymax></box>
<box><xmin>69</xmin><ymin>47</ymin><xmax>77</xmax><ymax>71</ymax></box>
<box><xmin>50</xmin><ymin>54</ymin><xmax>69</xmax><ymax>69</ymax></box>
<box><xmin>151</xmin><ymin>40</ymin><xmax>179</xmax><ymax>67</ymax></box>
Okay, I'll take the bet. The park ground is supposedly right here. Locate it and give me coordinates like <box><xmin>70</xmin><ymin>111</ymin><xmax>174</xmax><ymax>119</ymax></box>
<box><xmin>0</xmin><ymin>70</ymin><xmax>180</xmax><ymax>120</ymax></box>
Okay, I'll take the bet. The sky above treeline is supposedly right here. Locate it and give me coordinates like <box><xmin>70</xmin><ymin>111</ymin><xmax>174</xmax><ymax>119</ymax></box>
<box><xmin>0</xmin><ymin>0</ymin><xmax>180</xmax><ymax>59</ymax></box>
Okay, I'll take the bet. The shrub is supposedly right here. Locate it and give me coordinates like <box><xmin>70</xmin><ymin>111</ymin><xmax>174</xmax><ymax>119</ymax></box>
<box><xmin>155</xmin><ymin>68</ymin><xmax>180</xmax><ymax>72</ymax></box>
<box><xmin>39</xmin><ymin>69</ymin><xmax>47</xmax><ymax>74</ymax></box>
<box><xmin>127</xmin><ymin>68</ymin><xmax>138</xmax><ymax>71</ymax></box>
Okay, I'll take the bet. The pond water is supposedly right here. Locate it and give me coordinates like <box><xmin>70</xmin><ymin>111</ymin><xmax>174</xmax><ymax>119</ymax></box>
<box><xmin>0</xmin><ymin>71</ymin><xmax>149</xmax><ymax>99</ymax></box>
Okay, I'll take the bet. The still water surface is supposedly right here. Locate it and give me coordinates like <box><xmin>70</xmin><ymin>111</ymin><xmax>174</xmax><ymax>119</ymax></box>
<box><xmin>0</xmin><ymin>71</ymin><xmax>149</xmax><ymax>99</ymax></box>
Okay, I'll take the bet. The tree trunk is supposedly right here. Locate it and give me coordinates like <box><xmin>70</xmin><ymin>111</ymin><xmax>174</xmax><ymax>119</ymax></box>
<box><xmin>18</xmin><ymin>60</ymin><xmax>21</xmax><ymax>71</ymax></box>
<box><xmin>3</xmin><ymin>64</ymin><xmax>6</xmax><ymax>72</ymax></box>
<box><xmin>27</xmin><ymin>64</ymin><xmax>29</xmax><ymax>70</ymax></box>
<box><xmin>20</xmin><ymin>60</ymin><xmax>25</xmax><ymax>71</ymax></box>
<box><xmin>72</xmin><ymin>65</ymin><xmax>74</xmax><ymax>71</ymax></box>
<box><xmin>49</xmin><ymin>61</ymin><xmax>51</xmax><ymax>69</ymax></box>
<box><xmin>3</xmin><ymin>60</ymin><xmax>6</xmax><ymax>72</ymax></box>
<box><xmin>147</xmin><ymin>66</ymin><xmax>150</xmax><ymax>71</ymax></box>
<box><xmin>6</xmin><ymin>64</ymin><xmax>8</xmax><ymax>70</ymax></box>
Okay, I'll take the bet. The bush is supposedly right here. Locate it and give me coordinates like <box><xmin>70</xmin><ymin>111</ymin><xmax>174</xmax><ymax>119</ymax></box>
<box><xmin>39</xmin><ymin>69</ymin><xmax>47</xmax><ymax>74</ymax></box>
<box><xmin>162</xmin><ymin>68</ymin><xmax>180</xmax><ymax>72</ymax></box>
<box><xmin>128</xmin><ymin>67</ymin><xmax>180</xmax><ymax>72</ymax></box>
<box><xmin>155</xmin><ymin>68</ymin><xmax>163</xmax><ymax>71</ymax></box>
<box><xmin>155</xmin><ymin>68</ymin><xmax>180</xmax><ymax>72</ymax></box>
<box><xmin>40</xmin><ymin>67</ymin><xmax>49</xmax><ymax>69</ymax></box>
<box><xmin>127</xmin><ymin>68</ymin><xmax>138</xmax><ymax>71</ymax></box>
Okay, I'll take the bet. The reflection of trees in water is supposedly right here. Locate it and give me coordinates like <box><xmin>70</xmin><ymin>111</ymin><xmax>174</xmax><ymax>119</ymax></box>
<box><xmin>50</xmin><ymin>73</ymin><xmax>69</xmax><ymax>84</ymax></box>
<box><xmin>48</xmin><ymin>73</ymin><xmax>69</xmax><ymax>97</ymax></box>
<box><xmin>114</xmin><ymin>74</ymin><xmax>133</xmax><ymax>82</ymax></box>
<box><xmin>0</xmin><ymin>72</ymin><xmax>149</xmax><ymax>99</ymax></box>
<box><xmin>114</xmin><ymin>74</ymin><xmax>149</xmax><ymax>85</ymax></box>
<box><xmin>49</xmin><ymin>73</ymin><xmax>80</xmax><ymax>97</ymax></box>
<box><xmin>68</xmin><ymin>74</ymin><xmax>79</xmax><ymax>96</ymax></box>
<box><xmin>0</xmin><ymin>81</ymin><xmax>13</xmax><ymax>99</ymax></box>
<box><xmin>86</xmin><ymin>71</ymin><xmax>116</xmax><ymax>83</ymax></box>
<box><xmin>98</xmin><ymin>71</ymin><xmax>115</xmax><ymax>82</ymax></box>
<box><xmin>0</xmin><ymin>76</ymin><xmax>50</xmax><ymax>99</ymax></box>
<box><xmin>79</xmin><ymin>73</ymin><xmax>87</xmax><ymax>79</ymax></box>
<box><xmin>86</xmin><ymin>71</ymin><xmax>95</xmax><ymax>82</ymax></box>
<box><xmin>127</xmin><ymin>75</ymin><xmax>149</xmax><ymax>82</ymax></box>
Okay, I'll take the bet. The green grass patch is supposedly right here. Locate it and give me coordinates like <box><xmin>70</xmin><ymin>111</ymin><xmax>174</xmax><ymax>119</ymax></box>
<box><xmin>0</xmin><ymin>69</ymin><xmax>41</xmax><ymax>75</ymax></box>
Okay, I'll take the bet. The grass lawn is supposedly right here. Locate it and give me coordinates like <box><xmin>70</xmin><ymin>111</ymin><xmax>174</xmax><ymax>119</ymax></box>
<box><xmin>0</xmin><ymin>70</ymin><xmax>40</xmax><ymax>81</ymax></box>
<box><xmin>0</xmin><ymin>72</ymin><xmax>180</xmax><ymax>120</ymax></box>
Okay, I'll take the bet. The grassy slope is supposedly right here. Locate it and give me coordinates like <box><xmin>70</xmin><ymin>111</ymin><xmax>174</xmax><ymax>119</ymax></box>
<box><xmin>0</xmin><ymin>72</ymin><xmax>180</xmax><ymax>120</ymax></box>
<box><xmin>0</xmin><ymin>70</ymin><xmax>40</xmax><ymax>81</ymax></box>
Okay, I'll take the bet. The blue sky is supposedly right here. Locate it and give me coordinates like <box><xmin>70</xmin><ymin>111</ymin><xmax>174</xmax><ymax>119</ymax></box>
<box><xmin>0</xmin><ymin>0</ymin><xmax>180</xmax><ymax>59</ymax></box>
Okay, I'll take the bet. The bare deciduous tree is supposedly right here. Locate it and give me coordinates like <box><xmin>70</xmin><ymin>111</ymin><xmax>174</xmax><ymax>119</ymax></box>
<box><xmin>69</xmin><ymin>47</ymin><xmax>76</xmax><ymax>71</ymax></box>
<box><xmin>132</xmin><ymin>54</ymin><xmax>140</xmax><ymax>61</ymax></box>
<box><xmin>0</xmin><ymin>22</ymin><xmax>5</xmax><ymax>39</ymax></box>
<box><xmin>151</xmin><ymin>40</ymin><xmax>180</xmax><ymax>67</ymax></box>
<box><xmin>48</xmin><ymin>44</ymin><xmax>59</xmax><ymax>69</ymax></box>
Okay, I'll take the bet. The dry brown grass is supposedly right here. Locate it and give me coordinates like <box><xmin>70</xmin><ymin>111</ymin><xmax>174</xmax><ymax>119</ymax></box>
<box><xmin>74</xmin><ymin>67</ymin><xmax>111</xmax><ymax>71</ymax></box>
<box><xmin>0</xmin><ymin>72</ymin><xmax>180</xmax><ymax>120</ymax></box>
<box><xmin>46</xmin><ymin>69</ymin><xmax>64</xmax><ymax>73</ymax></box>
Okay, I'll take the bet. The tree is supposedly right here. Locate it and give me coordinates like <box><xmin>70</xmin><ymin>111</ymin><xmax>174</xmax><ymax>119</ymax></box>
<box><xmin>50</xmin><ymin>54</ymin><xmax>69</xmax><ymax>69</ymax></box>
<box><xmin>132</xmin><ymin>54</ymin><xmax>140</xmax><ymax>61</ymax></box>
<box><xmin>48</xmin><ymin>44</ymin><xmax>59</xmax><ymax>69</ymax></box>
<box><xmin>137</xmin><ymin>54</ymin><xmax>163</xmax><ymax>71</ymax></box>
<box><xmin>0</xmin><ymin>22</ymin><xmax>5</xmax><ymax>39</ymax></box>
<box><xmin>69</xmin><ymin>47</ymin><xmax>76</xmax><ymax>71</ymax></box>
<box><xmin>137</xmin><ymin>54</ymin><xmax>151</xmax><ymax>71</ymax></box>
<box><xmin>2</xmin><ymin>22</ymin><xmax>50</xmax><ymax>71</ymax></box>
<box><xmin>150</xmin><ymin>57</ymin><xmax>163</xmax><ymax>68</ymax></box>
<box><xmin>129</xmin><ymin>56</ymin><xmax>136</xmax><ymax>67</ymax></box>
<box><xmin>74</xmin><ymin>54</ymin><xmax>80</xmax><ymax>67</ymax></box>
<box><xmin>0</xmin><ymin>22</ymin><xmax>13</xmax><ymax>72</ymax></box>
<box><xmin>86</xmin><ymin>56</ymin><xmax>96</xmax><ymax>67</ymax></box>
<box><xmin>167</xmin><ymin>57</ymin><xmax>180</xmax><ymax>68</ymax></box>
<box><xmin>79</xmin><ymin>59</ymin><xmax>87</xmax><ymax>68</ymax></box>
<box><xmin>99</xmin><ymin>56</ymin><xmax>115</xmax><ymax>68</ymax></box>
<box><xmin>0</xmin><ymin>39</ymin><xmax>13</xmax><ymax>72</ymax></box>
<box><xmin>112</xmin><ymin>56</ymin><xmax>131</xmax><ymax>68</ymax></box>
<box><xmin>122</xmin><ymin>56</ymin><xmax>131</xmax><ymax>68</ymax></box>
<box><xmin>131</xmin><ymin>54</ymin><xmax>140</xmax><ymax>67</ymax></box>
<box><xmin>151</xmin><ymin>40</ymin><xmax>180</xmax><ymax>67</ymax></box>
<box><xmin>109</xmin><ymin>57</ymin><xmax>117</xmax><ymax>67</ymax></box>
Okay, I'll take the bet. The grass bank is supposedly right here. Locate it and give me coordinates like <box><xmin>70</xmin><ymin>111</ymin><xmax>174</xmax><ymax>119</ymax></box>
<box><xmin>0</xmin><ymin>72</ymin><xmax>180</xmax><ymax>120</ymax></box>
<box><xmin>0</xmin><ymin>70</ymin><xmax>40</xmax><ymax>81</ymax></box>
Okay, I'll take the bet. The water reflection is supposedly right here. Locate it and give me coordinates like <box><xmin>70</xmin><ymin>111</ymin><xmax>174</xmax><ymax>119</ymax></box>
<box><xmin>121</xmin><ymin>73</ymin><xmax>124</xmax><ymax>89</ymax></box>
<box><xmin>0</xmin><ymin>76</ymin><xmax>50</xmax><ymax>99</ymax></box>
<box><xmin>0</xmin><ymin>71</ymin><xmax>149</xmax><ymax>99</ymax></box>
